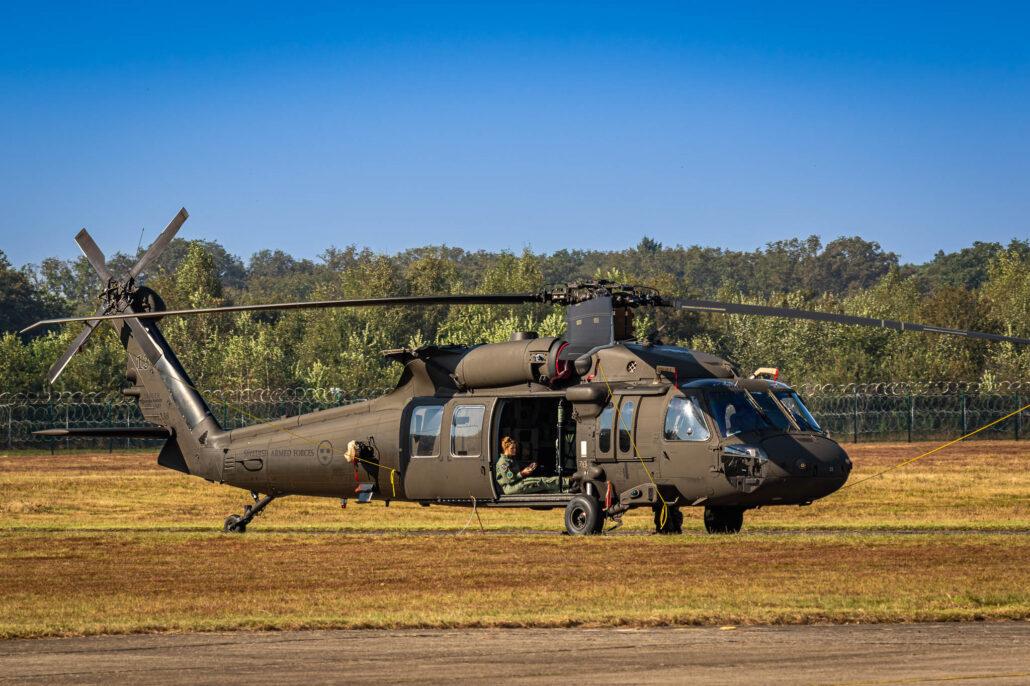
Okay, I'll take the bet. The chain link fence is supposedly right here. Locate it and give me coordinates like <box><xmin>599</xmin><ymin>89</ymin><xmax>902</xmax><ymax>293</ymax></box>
<box><xmin>1</xmin><ymin>382</ymin><xmax>1026</xmax><ymax>451</ymax></box>
<box><xmin>0</xmin><ymin>387</ymin><xmax>391</xmax><ymax>452</ymax></box>
<box><xmin>795</xmin><ymin>381</ymin><xmax>1028</xmax><ymax>443</ymax></box>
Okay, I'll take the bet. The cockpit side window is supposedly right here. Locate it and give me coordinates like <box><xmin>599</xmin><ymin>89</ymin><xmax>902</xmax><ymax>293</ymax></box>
<box><xmin>664</xmin><ymin>396</ymin><xmax>710</xmax><ymax>441</ymax></box>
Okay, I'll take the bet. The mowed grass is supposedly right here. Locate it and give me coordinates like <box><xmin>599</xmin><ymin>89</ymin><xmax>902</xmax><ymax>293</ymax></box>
<box><xmin>0</xmin><ymin>441</ymin><xmax>1028</xmax><ymax>637</ymax></box>
<box><xmin>1</xmin><ymin>531</ymin><xmax>1027</xmax><ymax>638</ymax></box>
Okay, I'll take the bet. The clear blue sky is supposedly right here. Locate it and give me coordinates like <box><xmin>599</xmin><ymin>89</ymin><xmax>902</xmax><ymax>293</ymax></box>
<box><xmin>1</xmin><ymin>1</ymin><xmax>1028</xmax><ymax>269</ymax></box>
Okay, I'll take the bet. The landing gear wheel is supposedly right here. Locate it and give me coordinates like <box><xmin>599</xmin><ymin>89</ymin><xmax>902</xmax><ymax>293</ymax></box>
<box><xmin>564</xmin><ymin>495</ymin><xmax>603</xmax><ymax>535</ymax></box>
<box><xmin>654</xmin><ymin>504</ymin><xmax>683</xmax><ymax>534</ymax></box>
<box><xmin>704</xmin><ymin>506</ymin><xmax>744</xmax><ymax>534</ymax></box>
<box><xmin>223</xmin><ymin>514</ymin><xmax>246</xmax><ymax>534</ymax></box>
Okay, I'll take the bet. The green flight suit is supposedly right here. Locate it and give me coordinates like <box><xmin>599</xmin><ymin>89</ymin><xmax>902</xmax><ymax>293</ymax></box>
<box><xmin>495</xmin><ymin>454</ymin><xmax>569</xmax><ymax>495</ymax></box>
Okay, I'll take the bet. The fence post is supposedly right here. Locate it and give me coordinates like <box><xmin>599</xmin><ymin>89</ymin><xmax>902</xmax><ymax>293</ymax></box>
<box><xmin>852</xmin><ymin>388</ymin><xmax>858</xmax><ymax>443</ymax></box>
<box><xmin>337</xmin><ymin>390</ymin><xmax>342</xmax><ymax>407</ymax></box>
<box><xmin>6</xmin><ymin>404</ymin><xmax>11</xmax><ymax>451</ymax></box>
<box><xmin>49</xmin><ymin>395</ymin><xmax>54</xmax><ymax>455</ymax></box>
<box><xmin>1016</xmin><ymin>391</ymin><xmax>1021</xmax><ymax>441</ymax></box>
<box><xmin>907</xmin><ymin>393</ymin><xmax>913</xmax><ymax>443</ymax></box>
<box><xmin>961</xmin><ymin>390</ymin><xmax>966</xmax><ymax>436</ymax></box>
<box><xmin>107</xmin><ymin>400</ymin><xmax>113</xmax><ymax>453</ymax></box>
<box><xmin>223</xmin><ymin>401</ymin><xmax>228</xmax><ymax>428</ymax></box>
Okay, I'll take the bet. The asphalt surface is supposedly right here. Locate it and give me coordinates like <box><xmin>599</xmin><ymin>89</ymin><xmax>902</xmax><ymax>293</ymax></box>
<box><xmin>2</xmin><ymin>623</ymin><xmax>1028</xmax><ymax>685</ymax></box>
<box><xmin>5</xmin><ymin>527</ymin><xmax>1030</xmax><ymax>536</ymax></box>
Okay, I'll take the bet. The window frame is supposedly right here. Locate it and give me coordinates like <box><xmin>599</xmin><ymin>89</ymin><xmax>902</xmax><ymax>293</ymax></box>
<box><xmin>409</xmin><ymin>404</ymin><xmax>445</xmax><ymax>458</ymax></box>
<box><xmin>450</xmin><ymin>404</ymin><xmax>486</xmax><ymax>458</ymax></box>
<box><xmin>617</xmin><ymin>399</ymin><xmax>635</xmax><ymax>455</ymax></box>
<box><xmin>598</xmin><ymin>403</ymin><xmax>614</xmax><ymax>454</ymax></box>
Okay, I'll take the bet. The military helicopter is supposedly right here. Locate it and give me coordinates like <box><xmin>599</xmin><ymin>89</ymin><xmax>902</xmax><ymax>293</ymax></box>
<box><xmin>23</xmin><ymin>209</ymin><xmax>1030</xmax><ymax>535</ymax></box>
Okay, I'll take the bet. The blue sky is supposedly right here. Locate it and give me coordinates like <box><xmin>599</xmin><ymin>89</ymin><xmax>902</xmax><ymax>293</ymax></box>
<box><xmin>1</xmin><ymin>2</ymin><xmax>1028</xmax><ymax>268</ymax></box>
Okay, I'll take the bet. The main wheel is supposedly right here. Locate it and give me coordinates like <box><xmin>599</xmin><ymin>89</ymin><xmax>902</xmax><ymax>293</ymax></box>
<box><xmin>654</xmin><ymin>505</ymin><xmax>683</xmax><ymax>534</ymax></box>
<box><xmin>564</xmin><ymin>495</ymin><xmax>603</xmax><ymax>535</ymax></box>
<box><xmin>223</xmin><ymin>514</ymin><xmax>246</xmax><ymax>534</ymax></box>
<box><xmin>703</xmin><ymin>506</ymin><xmax>744</xmax><ymax>534</ymax></box>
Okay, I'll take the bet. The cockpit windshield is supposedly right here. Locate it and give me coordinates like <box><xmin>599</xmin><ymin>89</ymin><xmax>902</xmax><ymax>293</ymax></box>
<box><xmin>707</xmin><ymin>390</ymin><xmax>771</xmax><ymax>437</ymax></box>
<box><xmin>747</xmin><ymin>391</ymin><xmax>792</xmax><ymax>431</ymax></box>
<box><xmin>774</xmin><ymin>391</ymin><xmax>822</xmax><ymax>432</ymax></box>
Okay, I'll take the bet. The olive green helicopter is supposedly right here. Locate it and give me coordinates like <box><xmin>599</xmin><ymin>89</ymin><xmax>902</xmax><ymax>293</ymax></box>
<box><xmin>23</xmin><ymin>209</ymin><xmax>1030</xmax><ymax>535</ymax></box>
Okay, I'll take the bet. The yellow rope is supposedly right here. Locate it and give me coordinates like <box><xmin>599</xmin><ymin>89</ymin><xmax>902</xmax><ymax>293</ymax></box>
<box><xmin>155</xmin><ymin>367</ymin><xmax>399</xmax><ymax>497</ymax></box>
<box><xmin>840</xmin><ymin>402</ymin><xmax>1030</xmax><ymax>491</ymax></box>
<box><xmin>596</xmin><ymin>362</ymin><xmax>670</xmax><ymax>528</ymax></box>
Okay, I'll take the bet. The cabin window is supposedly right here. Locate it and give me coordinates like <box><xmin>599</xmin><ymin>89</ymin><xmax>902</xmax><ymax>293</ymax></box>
<box><xmin>598</xmin><ymin>403</ymin><xmax>614</xmax><ymax>453</ymax></box>
<box><xmin>410</xmin><ymin>405</ymin><xmax>444</xmax><ymax>457</ymax></box>
<box><xmin>450</xmin><ymin>405</ymin><xmax>485</xmax><ymax>457</ymax></box>
<box><xmin>664</xmin><ymin>396</ymin><xmax>710</xmax><ymax>441</ymax></box>
<box><xmin>617</xmin><ymin>400</ymin><xmax>635</xmax><ymax>453</ymax></box>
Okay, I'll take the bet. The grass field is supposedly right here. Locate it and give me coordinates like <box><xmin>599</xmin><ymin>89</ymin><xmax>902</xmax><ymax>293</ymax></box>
<box><xmin>1</xmin><ymin>441</ymin><xmax>1028</xmax><ymax>637</ymax></box>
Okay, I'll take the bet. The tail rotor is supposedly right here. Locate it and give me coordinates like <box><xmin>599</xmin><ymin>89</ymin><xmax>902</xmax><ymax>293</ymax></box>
<box><xmin>45</xmin><ymin>208</ymin><xmax>189</xmax><ymax>383</ymax></box>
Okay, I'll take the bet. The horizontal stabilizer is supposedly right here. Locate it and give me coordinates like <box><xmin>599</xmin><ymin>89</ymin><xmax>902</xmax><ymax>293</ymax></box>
<box><xmin>33</xmin><ymin>427</ymin><xmax>172</xmax><ymax>439</ymax></box>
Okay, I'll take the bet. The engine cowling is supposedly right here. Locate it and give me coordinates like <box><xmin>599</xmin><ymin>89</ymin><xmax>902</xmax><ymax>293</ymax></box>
<box><xmin>454</xmin><ymin>336</ymin><xmax>569</xmax><ymax>388</ymax></box>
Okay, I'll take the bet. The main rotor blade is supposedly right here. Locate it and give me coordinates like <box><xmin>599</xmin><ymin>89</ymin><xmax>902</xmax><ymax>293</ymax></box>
<box><xmin>46</xmin><ymin>308</ymin><xmax>105</xmax><ymax>384</ymax></box>
<box><xmin>20</xmin><ymin>292</ymin><xmax>545</xmax><ymax>333</ymax></box>
<box><xmin>74</xmin><ymin>229</ymin><xmax>114</xmax><ymax>283</ymax></box>
<box><xmin>667</xmin><ymin>298</ymin><xmax>1030</xmax><ymax>345</ymax></box>
<box><xmin>126</xmin><ymin>207</ymin><xmax>189</xmax><ymax>281</ymax></box>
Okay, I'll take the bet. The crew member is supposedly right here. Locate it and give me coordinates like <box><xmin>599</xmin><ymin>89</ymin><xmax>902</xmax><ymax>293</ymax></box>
<box><xmin>495</xmin><ymin>436</ymin><xmax>570</xmax><ymax>495</ymax></box>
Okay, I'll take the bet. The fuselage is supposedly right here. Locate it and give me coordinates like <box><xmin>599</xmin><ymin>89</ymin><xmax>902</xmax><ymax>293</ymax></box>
<box><xmin>204</xmin><ymin>342</ymin><xmax>851</xmax><ymax>512</ymax></box>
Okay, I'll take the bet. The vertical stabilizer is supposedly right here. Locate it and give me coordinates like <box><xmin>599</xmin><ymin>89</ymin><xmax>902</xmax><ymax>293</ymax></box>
<box><xmin>120</xmin><ymin>318</ymin><xmax>224</xmax><ymax>480</ymax></box>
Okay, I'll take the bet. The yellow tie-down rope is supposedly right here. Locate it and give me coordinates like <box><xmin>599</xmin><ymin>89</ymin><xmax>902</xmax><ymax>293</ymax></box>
<box><xmin>155</xmin><ymin>368</ymin><xmax>398</xmax><ymax>497</ymax></box>
<box><xmin>840</xmin><ymin>401</ymin><xmax>1030</xmax><ymax>491</ymax></box>
<box><xmin>596</xmin><ymin>362</ymin><xmax>670</xmax><ymax>529</ymax></box>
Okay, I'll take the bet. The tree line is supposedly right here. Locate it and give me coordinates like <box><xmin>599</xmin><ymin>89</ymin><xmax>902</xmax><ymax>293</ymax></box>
<box><xmin>1</xmin><ymin>234</ymin><xmax>1028</xmax><ymax>395</ymax></box>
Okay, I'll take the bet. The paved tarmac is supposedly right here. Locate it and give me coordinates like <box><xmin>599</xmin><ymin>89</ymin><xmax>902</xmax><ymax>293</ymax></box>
<box><xmin>8</xmin><ymin>526</ymin><xmax>1030</xmax><ymax>536</ymax></box>
<box><xmin>2</xmin><ymin>623</ymin><xmax>1028</xmax><ymax>685</ymax></box>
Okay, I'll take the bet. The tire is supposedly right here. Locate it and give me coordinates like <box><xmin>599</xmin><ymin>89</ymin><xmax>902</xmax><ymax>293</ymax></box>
<box><xmin>223</xmin><ymin>514</ymin><xmax>246</xmax><ymax>534</ymax></box>
<box><xmin>654</xmin><ymin>505</ymin><xmax>683</xmax><ymax>534</ymax></box>
<box><xmin>565</xmin><ymin>495</ymin><xmax>603</xmax><ymax>535</ymax></box>
<box><xmin>703</xmin><ymin>506</ymin><xmax>744</xmax><ymax>534</ymax></box>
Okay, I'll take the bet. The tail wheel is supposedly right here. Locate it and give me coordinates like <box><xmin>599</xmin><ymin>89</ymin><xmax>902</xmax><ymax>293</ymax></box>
<box><xmin>564</xmin><ymin>495</ymin><xmax>603</xmax><ymax>535</ymax></box>
<box><xmin>223</xmin><ymin>514</ymin><xmax>246</xmax><ymax>534</ymax></box>
<box><xmin>704</xmin><ymin>506</ymin><xmax>744</xmax><ymax>534</ymax></box>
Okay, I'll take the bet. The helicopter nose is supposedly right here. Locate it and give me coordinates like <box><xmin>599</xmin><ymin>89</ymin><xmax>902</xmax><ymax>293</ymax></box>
<box><xmin>760</xmin><ymin>434</ymin><xmax>851</xmax><ymax>497</ymax></box>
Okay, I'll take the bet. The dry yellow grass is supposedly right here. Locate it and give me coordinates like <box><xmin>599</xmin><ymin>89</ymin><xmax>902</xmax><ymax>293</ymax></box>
<box><xmin>0</xmin><ymin>441</ymin><xmax>1027</xmax><ymax>637</ymax></box>
<box><xmin>1</xmin><ymin>441</ymin><xmax>1027</xmax><ymax>532</ymax></box>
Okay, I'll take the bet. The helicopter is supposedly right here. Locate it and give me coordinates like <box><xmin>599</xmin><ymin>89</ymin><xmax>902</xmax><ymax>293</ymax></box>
<box><xmin>22</xmin><ymin>209</ymin><xmax>1030</xmax><ymax>536</ymax></box>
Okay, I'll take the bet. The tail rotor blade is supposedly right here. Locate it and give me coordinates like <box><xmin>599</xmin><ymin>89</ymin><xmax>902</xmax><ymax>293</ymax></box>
<box><xmin>46</xmin><ymin>310</ymin><xmax>103</xmax><ymax>384</ymax></box>
<box><xmin>127</xmin><ymin>207</ymin><xmax>188</xmax><ymax>281</ymax></box>
<box><xmin>74</xmin><ymin>230</ymin><xmax>114</xmax><ymax>283</ymax></box>
<box><xmin>123</xmin><ymin>316</ymin><xmax>164</xmax><ymax>364</ymax></box>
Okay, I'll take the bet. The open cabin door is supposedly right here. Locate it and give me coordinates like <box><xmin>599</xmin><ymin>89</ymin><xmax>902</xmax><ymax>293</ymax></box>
<box><xmin>401</xmin><ymin>398</ymin><xmax>496</xmax><ymax>500</ymax></box>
